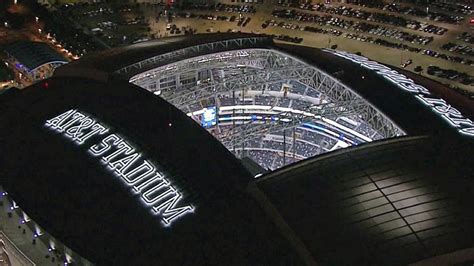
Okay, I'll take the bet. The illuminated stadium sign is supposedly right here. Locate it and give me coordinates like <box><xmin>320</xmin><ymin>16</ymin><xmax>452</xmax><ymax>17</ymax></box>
<box><xmin>325</xmin><ymin>49</ymin><xmax>474</xmax><ymax>137</ymax></box>
<box><xmin>44</xmin><ymin>109</ymin><xmax>194</xmax><ymax>226</ymax></box>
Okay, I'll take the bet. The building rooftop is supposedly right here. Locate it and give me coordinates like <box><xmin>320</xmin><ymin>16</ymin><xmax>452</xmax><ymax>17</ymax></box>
<box><xmin>4</xmin><ymin>41</ymin><xmax>68</xmax><ymax>72</ymax></box>
<box><xmin>1</xmin><ymin>34</ymin><xmax>473</xmax><ymax>265</ymax></box>
<box><xmin>0</xmin><ymin>76</ymin><xmax>301</xmax><ymax>265</ymax></box>
<box><xmin>257</xmin><ymin>136</ymin><xmax>474</xmax><ymax>265</ymax></box>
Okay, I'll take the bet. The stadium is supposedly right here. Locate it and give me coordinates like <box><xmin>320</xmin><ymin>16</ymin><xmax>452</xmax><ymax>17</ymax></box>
<box><xmin>0</xmin><ymin>34</ymin><xmax>473</xmax><ymax>265</ymax></box>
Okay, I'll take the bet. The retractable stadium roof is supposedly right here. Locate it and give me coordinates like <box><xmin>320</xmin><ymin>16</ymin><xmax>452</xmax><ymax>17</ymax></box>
<box><xmin>1</xmin><ymin>34</ymin><xmax>473</xmax><ymax>266</ymax></box>
<box><xmin>0</xmin><ymin>77</ymin><xmax>302</xmax><ymax>265</ymax></box>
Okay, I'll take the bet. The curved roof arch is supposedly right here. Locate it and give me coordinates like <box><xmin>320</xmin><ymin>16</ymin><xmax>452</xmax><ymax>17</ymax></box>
<box><xmin>54</xmin><ymin>33</ymin><xmax>474</xmax><ymax>171</ymax></box>
<box><xmin>1</xmin><ymin>34</ymin><xmax>473</xmax><ymax>265</ymax></box>
<box><xmin>256</xmin><ymin>135</ymin><xmax>474</xmax><ymax>266</ymax></box>
<box><xmin>0</xmin><ymin>77</ymin><xmax>302</xmax><ymax>265</ymax></box>
<box><xmin>120</xmin><ymin>44</ymin><xmax>409</xmax><ymax>171</ymax></box>
<box><xmin>4</xmin><ymin>41</ymin><xmax>68</xmax><ymax>72</ymax></box>
<box><xmin>59</xmin><ymin>33</ymin><xmax>474</xmax><ymax>138</ymax></box>
<box><xmin>59</xmin><ymin>33</ymin><xmax>270</xmax><ymax>77</ymax></box>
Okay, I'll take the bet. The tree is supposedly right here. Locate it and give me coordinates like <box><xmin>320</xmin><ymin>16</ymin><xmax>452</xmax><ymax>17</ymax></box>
<box><xmin>5</xmin><ymin>12</ymin><xmax>25</xmax><ymax>29</ymax></box>
<box><xmin>414</xmin><ymin>66</ymin><xmax>423</xmax><ymax>74</ymax></box>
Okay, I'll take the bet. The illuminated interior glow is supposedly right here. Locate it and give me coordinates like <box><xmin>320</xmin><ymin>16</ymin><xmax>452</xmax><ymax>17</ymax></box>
<box><xmin>188</xmin><ymin>105</ymin><xmax>372</xmax><ymax>142</ymax></box>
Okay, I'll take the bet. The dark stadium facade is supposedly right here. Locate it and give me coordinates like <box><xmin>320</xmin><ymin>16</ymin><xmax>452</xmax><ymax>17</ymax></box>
<box><xmin>0</xmin><ymin>34</ymin><xmax>473</xmax><ymax>265</ymax></box>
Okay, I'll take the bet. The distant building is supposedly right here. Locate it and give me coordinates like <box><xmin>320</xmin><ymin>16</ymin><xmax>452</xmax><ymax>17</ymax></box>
<box><xmin>3</xmin><ymin>41</ymin><xmax>68</xmax><ymax>86</ymax></box>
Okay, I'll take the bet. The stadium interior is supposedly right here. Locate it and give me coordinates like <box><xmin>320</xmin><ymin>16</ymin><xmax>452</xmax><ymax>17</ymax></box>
<box><xmin>129</xmin><ymin>48</ymin><xmax>404</xmax><ymax>171</ymax></box>
<box><xmin>1</xmin><ymin>33</ymin><xmax>473</xmax><ymax>265</ymax></box>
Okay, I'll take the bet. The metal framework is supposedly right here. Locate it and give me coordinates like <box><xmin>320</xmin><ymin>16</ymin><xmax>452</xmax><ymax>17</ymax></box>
<box><xmin>219</xmin><ymin>99</ymin><xmax>366</xmax><ymax>148</ymax></box>
<box><xmin>167</xmin><ymin>65</ymin><xmax>311</xmax><ymax>108</ymax></box>
<box><xmin>117</xmin><ymin>37</ymin><xmax>269</xmax><ymax>76</ymax></box>
<box><xmin>126</xmin><ymin>40</ymin><xmax>405</xmax><ymax>166</ymax></box>
<box><xmin>304</xmin><ymin>70</ymin><xmax>404</xmax><ymax>138</ymax></box>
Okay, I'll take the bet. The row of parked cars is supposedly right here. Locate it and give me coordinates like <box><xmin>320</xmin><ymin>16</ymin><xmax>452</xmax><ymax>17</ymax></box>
<box><xmin>328</xmin><ymin>27</ymin><xmax>474</xmax><ymax>70</ymax></box>
<box><xmin>267</xmin><ymin>11</ymin><xmax>472</xmax><ymax>71</ymax></box>
<box><xmin>165</xmin><ymin>24</ymin><xmax>196</xmax><ymax>35</ymax></box>
<box><xmin>181</xmin><ymin>3</ymin><xmax>256</xmax><ymax>14</ymax></box>
<box><xmin>340</xmin><ymin>31</ymin><xmax>423</xmax><ymax>54</ymax></box>
<box><xmin>173</xmin><ymin>12</ymin><xmax>251</xmax><ymax>27</ymax></box>
<box><xmin>382</xmin><ymin>3</ymin><xmax>464</xmax><ymax>24</ymax></box>
<box><xmin>457</xmin><ymin>32</ymin><xmax>474</xmax><ymax>45</ymax></box>
<box><xmin>441</xmin><ymin>43</ymin><xmax>474</xmax><ymax>57</ymax></box>
<box><xmin>273</xmin><ymin>34</ymin><xmax>303</xmax><ymax>44</ymax></box>
<box><xmin>306</xmin><ymin>26</ymin><xmax>342</xmax><ymax>36</ymax></box>
<box><xmin>421</xmin><ymin>49</ymin><xmax>474</xmax><ymax>67</ymax></box>
<box><xmin>281</xmin><ymin>3</ymin><xmax>448</xmax><ymax>35</ymax></box>
<box><xmin>175</xmin><ymin>12</ymin><xmax>234</xmax><ymax>21</ymax></box>
<box><xmin>429</xmin><ymin>1</ymin><xmax>473</xmax><ymax>15</ymax></box>
<box><xmin>364</xmin><ymin>24</ymin><xmax>433</xmax><ymax>45</ymax></box>
<box><xmin>271</xmin><ymin>9</ymin><xmax>432</xmax><ymax>45</ymax></box>
<box><xmin>427</xmin><ymin>66</ymin><xmax>474</xmax><ymax>86</ymax></box>
<box><xmin>80</xmin><ymin>7</ymin><xmax>114</xmax><ymax>17</ymax></box>
<box><xmin>342</xmin><ymin>0</ymin><xmax>467</xmax><ymax>23</ymax></box>
<box><xmin>371</xmin><ymin>39</ymin><xmax>474</xmax><ymax>69</ymax></box>
<box><xmin>262</xmin><ymin>19</ymin><xmax>342</xmax><ymax>37</ymax></box>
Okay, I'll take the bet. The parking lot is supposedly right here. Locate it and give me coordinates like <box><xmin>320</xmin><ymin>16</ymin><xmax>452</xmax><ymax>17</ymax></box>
<box><xmin>37</xmin><ymin>0</ymin><xmax>474</xmax><ymax>95</ymax></box>
<box><xmin>60</xmin><ymin>3</ymin><xmax>151</xmax><ymax>47</ymax></box>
